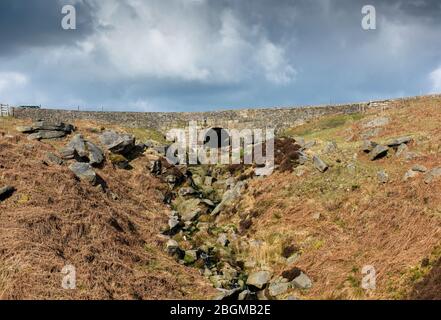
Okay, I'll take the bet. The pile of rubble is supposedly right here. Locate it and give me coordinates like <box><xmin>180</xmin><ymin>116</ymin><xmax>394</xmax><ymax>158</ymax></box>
<box><xmin>151</xmin><ymin>138</ymin><xmax>314</xmax><ymax>300</ymax></box>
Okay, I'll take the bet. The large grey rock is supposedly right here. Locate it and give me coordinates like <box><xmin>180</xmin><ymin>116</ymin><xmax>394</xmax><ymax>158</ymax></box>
<box><xmin>100</xmin><ymin>130</ymin><xmax>135</xmax><ymax>154</ymax></box>
<box><xmin>86</xmin><ymin>141</ymin><xmax>104</xmax><ymax>165</ymax></box>
<box><xmin>297</xmin><ymin>151</ymin><xmax>308</xmax><ymax>165</ymax></box>
<box><xmin>395</xmin><ymin>143</ymin><xmax>408</xmax><ymax>157</ymax></box>
<box><xmin>313</xmin><ymin>155</ymin><xmax>328</xmax><ymax>172</ymax></box>
<box><xmin>66</xmin><ymin>134</ymin><xmax>88</xmax><ymax>157</ymax></box>
<box><xmin>424</xmin><ymin>167</ymin><xmax>441</xmax><ymax>184</ymax></box>
<box><xmin>62</xmin><ymin>135</ymin><xmax>104</xmax><ymax>165</ymax></box>
<box><xmin>16</xmin><ymin>126</ymin><xmax>35</xmax><ymax>133</ymax></box>
<box><xmin>292</xmin><ymin>272</ymin><xmax>312</xmax><ymax>289</ymax></box>
<box><xmin>27</xmin><ymin>130</ymin><xmax>66</xmax><ymax>140</ymax></box>
<box><xmin>369</xmin><ymin>145</ymin><xmax>388</xmax><ymax>160</ymax></box>
<box><xmin>178</xmin><ymin>187</ymin><xmax>197</xmax><ymax>197</ymax></box>
<box><xmin>213</xmin><ymin>288</ymin><xmax>241</xmax><ymax>300</ymax></box>
<box><xmin>32</xmin><ymin>121</ymin><xmax>74</xmax><ymax>133</ymax></box>
<box><xmin>69</xmin><ymin>163</ymin><xmax>97</xmax><ymax>184</ymax></box>
<box><xmin>211</xmin><ymin>181</ymin><xmax>245</xmax><ymax>215</ymax></box>
<box><xmin>0</xmin><ymin>186</ymin><xmax>15</xmax><ymax>201</ymax></box>
<box><xmin>386</xmin><ymin>136</ymin><xmax>412</xmax><ymax>147</ymax></box>
<box><xmin>362</xmin><ymin>140</ymin><xmax>378</xmax><ymax>153</ymax></box>
<box><xmin>46</xmin><ymin>152</ymin><xmax>63</xmax><ymax>165</ymax></box>
<box><xmin>166</xmin><ymin>239</ymin><xmax>180</xmax><ymax>255</ymax></box>
<box><xmin>168</xmin><ymin>212</ymin><xmax>180</xmax><ymax>230</ymax></box>
<box><xmin>246</xmin><ymin>271</ymin><xmax>272</xmax><ymax>289</ymax></box>
<box><xmin>177</xmin><ymin>198</ymin><xmax>201</xmax><ymax>221</ymax></box>
<box><xmin>412</xmin><ymin>164</ymin><xmax>428</xmax><ymax>173</ymax></box>
<box><xmin>377</xmin><ymin>170</ymin><xmax>389</xmax><ymax>184</ymax></box>
<box><xmin>238</xmin><ymin>290</ymin><xmax>253</xmax><ymax>300</ymax></box>
<box><xmin>362</xmin><ymin>117</ymin><xmax>390</xmax><ymax>129</ymax></box>
<box><xmin>268</xmin><ymin>282</ymin><xmax>289</xmax><ymax>297</ymax></box>
<box><xmin>303</xmin><ymin>140</ymin><xmax>316</xmax><ymax>150</ymax></box>
<box><xmin>323</xmin><ymin>141</ymin><xmax>338</xmax><ymax>154</ymax></box>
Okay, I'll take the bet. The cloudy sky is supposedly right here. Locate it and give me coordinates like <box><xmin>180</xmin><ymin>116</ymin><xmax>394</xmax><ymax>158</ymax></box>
<box><xmin>0</xmin><ymin>0</ymin><xmax>440</xmax><ymax>111</ymax></box>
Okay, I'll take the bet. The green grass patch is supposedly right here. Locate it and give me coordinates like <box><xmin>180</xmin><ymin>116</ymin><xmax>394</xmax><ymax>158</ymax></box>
<box><xmin>124</xmin><ymin>127</ymin><xmax>167</xmax><ymax>144</ymax></box>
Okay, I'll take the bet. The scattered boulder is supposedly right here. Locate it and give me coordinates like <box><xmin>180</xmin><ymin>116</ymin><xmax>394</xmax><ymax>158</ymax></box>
<box><xmin>362</xmin><ymin>117</ymin><xmax>390</xmax><ymax>129</ymax></box>
<box><xmin>168</xmin><ymin>212</ymin><xmax>180</xmax><ymax>230</ymax></box>
<box><xmin>46</xmin><ymin>152</ymin><xmax>64</xmax><ymax>165</ymax></box>
<box><xmin>395</xmin><ymin>143</ymin><xmax>408</xmax><ymax>157</ymax></box>
<box><xmin>100</xmin><ymin>130</ymin><xmax>135</xmax><ymax>154</ymax></box>
<box><xmin>18</xmin><ymin>121</ymin><xmax>74</xmax><ymax>140</ymax></box>
<box><xmin>86</xmin><ymin>141</ymin><xmax>104</xmax><ymax>165</ymax></box>
<box><xmin>183</xmin><ymin>250</ymin><xmax>198</xmax><ymax>264</ymax></box>
<box><xmin>177</xmin><ymin>198</ymin><xmax>202</xmax><ymax>221</ymax></box>
<box><xmin>69</xmin><ymin>163</ymin><xmax>97</xmax><ymax>184</ymax></box>
<box><xmin>0</xmin><ymin>186</ymin><xmax>15</xmax><ymax>201</ymax></box>
<box><xmin>61</xmin><ymin>134</ymin><xmax>104</xmax><ymax>166</ymax></box>
<box><xmin>424</xmin><ymin>167</ymin><xmax>441</xmax><ymax>184</ymax></box>
<box><xmin>108</xmin><ymin>153</ymin><xmax>130</xmax><ymax>169</ymax></box>
<box><xmin>369</xmin><ymin>145</ymin><xmax>388</xmax><ymax>160</ymax></box>
<box><xmin>246</xmin><ymin>271</ymin><xmax>272</xmax><ymax>290</ymax></box>
<box><xmin>211</xmin><ymin>181</ymin><xmax>245</xmax><ymax>215</ymax></box>
<box><xmin>313</xmin><ymin>155</ymin><xmax>328</xmax><ymax>172</ymax></box>
<box><xmin>15</xmin><ymin>126</ymin><xmax>34</xmax><ymax>133</ymax></box>
<box><xmin>238</xmin><ymin>290</ymin><xmax>254</xmax><ymax>300</ymax></box>
<box><xmin>32</xmin><ymin>121</ymin><xmax>74</xmax><ymax>133</ymax></box>
<box><xmin>27</xmin><ymin>130</ymin><xmax>66</xmax><ymax>141</ymax></box>
<box><xmin>268</xmin><ymin>282</ymin><xmax>289</xmax><ymax>297</ymax></box>
<box><xmin>360</xmin><ymin>128</ymin><xmax>382</xmax><ymax>139</ymax></box>
<box><xmin>292</xmin><ymin>272</ymin><xmax>312</xmax><ymax>289</ymax></box>
<box><xmin>213</xmin><ymin>288</ymin><xmax>241</xmax><ymax>300</ymax></box>
<box><xmin>412</xmin><ymin>164</ymin><xmax>427</xmax><ymax>173</ymax></box>
<box><xmin>386</xmin><ymin>136</ymin><xmax>412</xmax><ymax>147</ymax></box>
<box><xmin>362</xmin><ymin>140</ymin><xmax>378</xmax><ymax>153</ymax></box>
<box><xmin>294</xmin><ymin>137</ymin><xmax>305</xmax><ymax>148</ymax></box>
<box><xmin>377</xmin><ymin>170</ymin><xmax>389</xmax><ymax>184</ymax></box>
<box><xmin>178</xmin><ymin>187</ymin><xmax>197</xmax><ymax>197</ymax></box>
<box><xmin>303</xmin><ymin>140</ymin><xmax>316</xmax><ymax>150</ymax></box>
<box><xmin>403</xmin><ymin>169</ymin><xmax>418</xmax><ymax>181</ymax></box>
<box><xmin>166</xmin><ymin>239</ymin><xmax>183</xmax><ymax>258</ymax></box>
<box><xmin>323</xmin><ymin>141</ymin><xmax>338</xmax><ymax>154</ymax></box>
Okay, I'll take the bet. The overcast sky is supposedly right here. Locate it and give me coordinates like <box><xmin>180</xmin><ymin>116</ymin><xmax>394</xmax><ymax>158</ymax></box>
<box><xmin>0</xmin><ymin>0</ymin><xmax>440</xmax><ymax>111</ymax></box>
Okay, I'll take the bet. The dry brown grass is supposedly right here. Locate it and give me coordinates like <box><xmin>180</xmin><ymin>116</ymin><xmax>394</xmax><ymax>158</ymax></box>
<box><xmin>230</xmin><ymin>96</ymin><xmax>441</xmax><ymax>299</ymax></box>
<box><xmin>0</xmin><ymin>120</ymin><xmax>215</xmax><ymax>300</ymax></box>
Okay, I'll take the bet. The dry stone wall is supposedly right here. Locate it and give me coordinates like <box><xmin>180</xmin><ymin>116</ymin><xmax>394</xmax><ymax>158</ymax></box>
<box><xmin>11</xmin><ymin>96</ymin><xmax>427</xmax><ymax>133</ymax></box>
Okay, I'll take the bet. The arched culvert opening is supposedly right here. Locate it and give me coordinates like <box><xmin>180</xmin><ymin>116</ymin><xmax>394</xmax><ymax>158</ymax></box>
<box><xmin>204</xmin><ymin>127</ymin><xmax>230</xmax><ymax>149</ymax></box>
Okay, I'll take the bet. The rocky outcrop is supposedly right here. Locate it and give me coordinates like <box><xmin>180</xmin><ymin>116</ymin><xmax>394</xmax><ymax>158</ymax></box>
<box><xmin>99</xmin><ymin>130</ymin><xmax>135</xmax><ymax>155</ymax></box>
<box><xmin>16</xmin><ymin>121</ymin><xmax>74</xmax><ymax>140</ymax></box>
<box><xmin>69</xmin><ymin>163</ymin><xmax>97</xmax><ymax>184</ymax></box>
<box><xmin>61</xmin><ymin>134</ymin><xmax>104</xmax><ymax>166</ymax></box>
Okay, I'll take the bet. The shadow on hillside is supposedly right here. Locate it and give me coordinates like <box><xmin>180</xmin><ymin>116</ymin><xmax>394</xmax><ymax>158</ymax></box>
<box><xmin>409</xmin><ymin>257</ymin><xmax>441</xmax><ymax>300</ymax></box>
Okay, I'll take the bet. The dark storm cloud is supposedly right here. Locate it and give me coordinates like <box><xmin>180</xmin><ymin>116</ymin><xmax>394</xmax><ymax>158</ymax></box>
<box><xmin>0</xmin><ymin>0</ymin><xmax>440</xmax><ymax>111</ymax></box>
<box><xmin>0</xmin><ymin>0</ymin><xmax>94</xmax><ymax>56</ymax></box>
